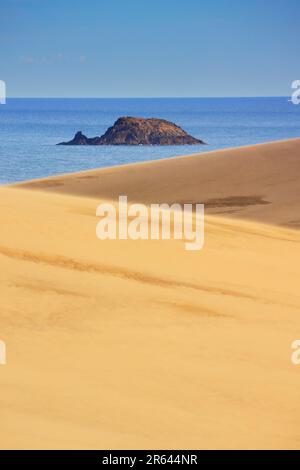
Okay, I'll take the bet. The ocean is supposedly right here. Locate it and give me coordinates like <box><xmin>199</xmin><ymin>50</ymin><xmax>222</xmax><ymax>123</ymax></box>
<box><xmin>0</xmin><ymin>97</ymin><xmax>299</xmax><ymax>184</ymax></box>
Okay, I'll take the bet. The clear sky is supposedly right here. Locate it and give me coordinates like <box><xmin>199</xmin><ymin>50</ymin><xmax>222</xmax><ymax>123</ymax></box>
<box><xmin>1</xmin><ymin>0</ymin><xmax>299</xmax><ymax>97</ymax></box>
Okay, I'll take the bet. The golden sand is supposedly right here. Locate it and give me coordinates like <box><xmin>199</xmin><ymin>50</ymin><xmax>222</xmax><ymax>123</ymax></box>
<box><xmin>1</xmin><ymin>139</ymin><xmax>300</xmax><ymax>449</ymax></box>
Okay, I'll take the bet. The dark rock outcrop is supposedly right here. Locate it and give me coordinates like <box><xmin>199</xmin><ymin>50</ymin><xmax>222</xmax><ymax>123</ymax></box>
<box><xmin>58</xmin><ymin>117</ymin><xmax>205</xmax><ymax>146</ymax></box>
<box><xmin>58</xmin><ymin>131</ymin><xmax>101</xmax><ymax>146</ymax></box>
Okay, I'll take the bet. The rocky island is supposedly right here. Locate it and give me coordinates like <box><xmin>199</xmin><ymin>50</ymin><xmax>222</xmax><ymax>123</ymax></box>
<box><xmin>58</xmin><ymin>117</ymin><xmax>205</xmax><ymax>146</ymax></box>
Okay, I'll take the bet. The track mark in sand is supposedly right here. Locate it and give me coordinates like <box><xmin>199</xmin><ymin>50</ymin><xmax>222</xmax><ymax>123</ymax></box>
<box><xmin>0</xmin><ymin>245</ymin><xmax>292</xmax><ymax>307</ymax></box>
<box><xmin>204</xmin><ymin>195</ymin><xmax>271</xmax><ymax>209</ymax></box>
<box><xmin>75</xmin><ymin>175</ymin><xmax>98</xmax><ymax>180</ymax></box>
<box><xmin>20</xmin><ymin>180</ymin><xmax>65</xmax><ymax>189</ymax></box>
<box><xmin>284</xmin><ymin>220</ymin><xmax>300</xmax><ymax>228</ymax></box>
<box><xmin>12</xmin><ymin>280</ymin><xmax>87</xmax><ymax>298</ymax></box>
<box><xmin>158</xmin><ymin>301</ymin><xmax>230</xmax><ymax>319</ymax></box>
<box><xmin>176</xmin><ymin>195</ymin><xmax>270</xmax><ymax>209</ymax></box>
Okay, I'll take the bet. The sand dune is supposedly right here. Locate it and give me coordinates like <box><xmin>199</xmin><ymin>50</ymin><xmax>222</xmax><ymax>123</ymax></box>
<box><xmin>1</xmin><ymin>139</ymin><xmax>300</xmax><ymax>449</ymax></box>
<box><xmin>16</xmin><ymin>138</ymin><xmax>300</xmax><ymax>227</ymax></box>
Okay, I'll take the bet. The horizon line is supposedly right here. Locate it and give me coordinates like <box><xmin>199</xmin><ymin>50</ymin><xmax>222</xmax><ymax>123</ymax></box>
<box><xmin>5</xmin><ymin>95</ymin><xmax>290</xmax><ymax>100</ymax></box>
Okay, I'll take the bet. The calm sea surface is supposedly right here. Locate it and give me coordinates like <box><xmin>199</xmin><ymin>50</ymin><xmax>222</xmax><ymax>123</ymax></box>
<box><xmin>0</xmin><ymin>97</ymin><xmax>299</xmax><ymax>184</ymax></box>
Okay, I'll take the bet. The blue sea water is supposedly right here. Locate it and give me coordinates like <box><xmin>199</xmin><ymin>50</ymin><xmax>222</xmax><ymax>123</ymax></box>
<box><xmin>0</xmin><ymin>97</ymin><xmax>299</xmax><ymax>184</ymax></box>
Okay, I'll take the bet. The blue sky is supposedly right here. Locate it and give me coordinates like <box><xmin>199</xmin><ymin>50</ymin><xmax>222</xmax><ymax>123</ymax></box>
<box><xmin>1</xmin><ymin>0</ymin><xmax>299</xmax><ymax>97</ymax></box>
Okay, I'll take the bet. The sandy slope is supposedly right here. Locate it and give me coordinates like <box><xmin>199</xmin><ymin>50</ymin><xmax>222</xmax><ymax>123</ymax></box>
<box><xmin>16</xmin><ymin>138</ymin><xmax>300</xmax><ymax>228</ymax></box>
<box><xmin>1</xmin><ymin>139</ymin><xmax>300</xmax><ymax>449</ymax></box>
